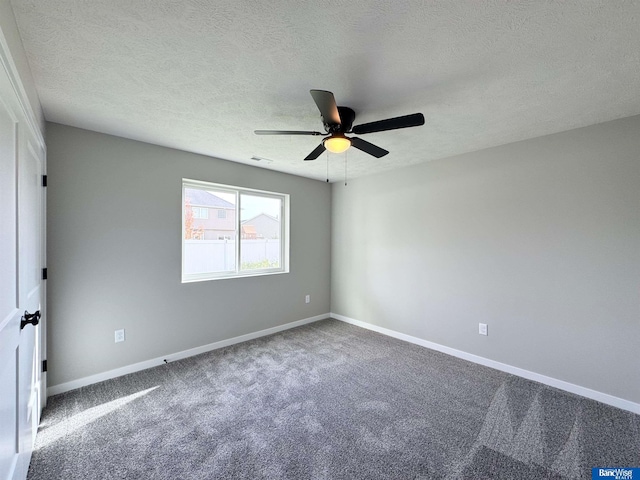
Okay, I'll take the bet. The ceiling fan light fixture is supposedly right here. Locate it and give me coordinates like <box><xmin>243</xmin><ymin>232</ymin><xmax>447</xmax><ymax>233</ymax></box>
<box><xmin>324</xmin><ymin>135</ymin><xmax>351</xmax><ymax>154</ymax></box>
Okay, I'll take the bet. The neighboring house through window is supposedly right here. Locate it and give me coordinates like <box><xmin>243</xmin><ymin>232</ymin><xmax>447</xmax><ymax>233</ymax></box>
<box><xmin>184</xmin><ymin>187</ymin><xmax>236</xmax><ymax>240</ymax></box>
<box><xmin>241</xmin><ymin>213</ymin><xmax>280</xmax><ymax>239</ymax></box>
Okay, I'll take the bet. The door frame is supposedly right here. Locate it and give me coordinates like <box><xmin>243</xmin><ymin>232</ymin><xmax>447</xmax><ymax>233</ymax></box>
<box><xmin>0</xmin><ymin>22</ymin><xmax>47</xmax><ymax>480</ymax></box>
<box><xmin>0</xmin><ymin>8</ymin><xmax>47</xmax><ymax>398</ymax></box>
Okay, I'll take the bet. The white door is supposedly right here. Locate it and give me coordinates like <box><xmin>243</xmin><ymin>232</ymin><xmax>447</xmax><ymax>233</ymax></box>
<box><xmin>0</xmin><ymin>57</ymin><xmax>46</xmax><ymax>480</ymax></box>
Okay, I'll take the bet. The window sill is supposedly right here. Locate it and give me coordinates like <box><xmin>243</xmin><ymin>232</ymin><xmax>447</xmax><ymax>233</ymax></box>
<box><xmin>181</xmin><ymin>269</ymin><xmax>289</xmax><ymax>283</ymax></box>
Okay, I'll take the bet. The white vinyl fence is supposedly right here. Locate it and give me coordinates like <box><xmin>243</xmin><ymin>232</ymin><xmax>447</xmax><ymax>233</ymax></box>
<box><xmin>184</xmin><ymin>239</ymin><xmax>281</xmax><ymax>274</ymax></box>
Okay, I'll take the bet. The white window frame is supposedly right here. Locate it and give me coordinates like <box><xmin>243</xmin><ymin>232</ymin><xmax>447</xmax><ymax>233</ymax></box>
<box><xmin>182</xmin><ymin>179</ymin><xmax>290</xmax><ymax>282</ymax></box>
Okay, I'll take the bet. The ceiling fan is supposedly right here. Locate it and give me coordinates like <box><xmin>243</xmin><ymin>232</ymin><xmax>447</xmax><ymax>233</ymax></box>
<box><xmin>255</xmin><ymin>90</ymin><xmax>425</xmax><ymax>161</ymax></box>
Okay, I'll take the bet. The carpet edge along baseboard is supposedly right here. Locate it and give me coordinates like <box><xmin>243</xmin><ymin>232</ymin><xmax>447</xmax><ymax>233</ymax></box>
<box><xmin>331</xmin><ymin>313</ymin><xmax>640</xmax><ymax>415</ymax></box>
<box><xmin>47</xmin><ymin>313</ymin><xmax>330</xmax><ymax>396</ymax></box>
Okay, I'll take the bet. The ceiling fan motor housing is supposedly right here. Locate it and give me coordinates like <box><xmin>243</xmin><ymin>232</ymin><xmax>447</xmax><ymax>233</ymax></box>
<box><xmin>325</xmin><ymin>106</ymin><xmax>355</xmax><ymax>133</ymax></box>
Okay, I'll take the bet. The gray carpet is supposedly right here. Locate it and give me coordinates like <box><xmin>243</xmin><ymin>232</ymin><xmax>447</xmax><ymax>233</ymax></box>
<box><xmin>28</xmin><ymin>319</ymin><xmax>639</xmax><ymax>479</ymax></box>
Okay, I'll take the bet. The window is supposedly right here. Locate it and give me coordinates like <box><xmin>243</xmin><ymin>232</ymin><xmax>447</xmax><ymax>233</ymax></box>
<box><xmin>192</xmin><ymin>207</ymin><xmax>209</xmax><ymax>219</ymax></box>
<box><xmin>182</xmin><ymin>179</ymin><xmax>289</xmax><ymax>282</ymax></box>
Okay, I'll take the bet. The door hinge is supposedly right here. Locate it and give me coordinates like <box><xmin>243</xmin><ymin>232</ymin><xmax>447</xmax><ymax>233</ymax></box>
<box><xmin>42</xmin><ymin>360</ymin><xmax>47</xmax><ymax>372</ymax></box>
<box><xmin>42</xmin><ymin>175</ymin><xmax>47</xmax><ymax>187</ymax></box>
<box><xmin>42</xmin><ymin>268</ymin><xmax>48</xmax><ymax>280</ymax></box>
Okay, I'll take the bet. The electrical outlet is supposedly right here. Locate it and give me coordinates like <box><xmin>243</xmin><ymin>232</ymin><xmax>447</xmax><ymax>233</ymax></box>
<box><xmin>115</xmin><ymin>329</ymin><xmax>125</xmax><ymax>343</ymax></box>
<box><xmin>305</xmin><ymin>294</ymin><xmax>310</xmax><ymax>304</ymax></box>
<box><xmin>478</xmin><ymin>323</ymin><xmax>488</xmax><ymax>336</ymax></box>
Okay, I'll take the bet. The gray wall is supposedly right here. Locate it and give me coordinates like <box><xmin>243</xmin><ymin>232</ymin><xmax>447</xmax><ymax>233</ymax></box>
<box><xmin>46</xmin><ymin>123</ymin><xmax>331</xmax><ymax>386</ymax></box>
<box><xmin>332</xmin><ymin>115</ymin><xmax>640</xmax><ymax>404</ymax></box>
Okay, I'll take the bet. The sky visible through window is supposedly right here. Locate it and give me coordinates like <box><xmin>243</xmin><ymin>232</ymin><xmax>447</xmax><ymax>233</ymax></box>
<box><xmin>214</xmin><ymin>191</ymin><xmax>280</xmax><ymax>220</ymax></box>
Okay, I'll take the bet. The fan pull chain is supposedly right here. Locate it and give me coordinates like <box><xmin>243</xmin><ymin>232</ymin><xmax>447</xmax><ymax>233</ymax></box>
<box><xmin>326</xmin><ymin>151</ymin><xmax>329</xmax><ymax>183</ymax></box>
<box><xmin>344</xmin><ymin>150</ymin><xmax>348</xmax><ymax>186</ymax></box>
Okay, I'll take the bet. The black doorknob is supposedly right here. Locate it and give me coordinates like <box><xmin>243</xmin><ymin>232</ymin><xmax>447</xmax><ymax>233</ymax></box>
<box><xmin>20</xmin><ymin>310</ymin><xmax>40</xmax><ymax>330</ymax></box>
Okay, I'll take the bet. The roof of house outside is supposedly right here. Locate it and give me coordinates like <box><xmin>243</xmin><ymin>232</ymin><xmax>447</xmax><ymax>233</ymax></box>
<box><xmin>241</xmin><ymin>213</ymin><xmax>278</xmax><ymax>224</ymax></box>
<box><xmin>185</xmin><ymin>189</ymin><xmax>235</xmax><ymax>208</ymax></box>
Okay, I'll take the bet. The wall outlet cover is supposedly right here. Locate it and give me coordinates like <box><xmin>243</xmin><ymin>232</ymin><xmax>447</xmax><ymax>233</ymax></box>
<box><xmin>479</xmin><ymin>323</ymin><xmax>488</xmax><ymax>336</ymax></box>
<box><xmin>115</xmin><ymin>329</ymin><xmax>125</xmax><ymax>343</ymax></box>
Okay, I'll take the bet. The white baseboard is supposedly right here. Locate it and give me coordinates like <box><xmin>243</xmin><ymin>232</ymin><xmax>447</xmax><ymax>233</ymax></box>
<box><xmin>47</xmin><ymin>313</ymin><xmax>329</xmax><ymax>396</ymax></box>
<box><xmin>331</xmin><ymin>313</ymin><xmax>640</xmax><ymax>415</ymax></box>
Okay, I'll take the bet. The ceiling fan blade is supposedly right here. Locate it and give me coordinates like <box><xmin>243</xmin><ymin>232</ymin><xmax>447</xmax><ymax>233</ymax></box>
<box><xmin>304</xmin><ymin>143</ymin><xmax>326</xmax><ymax>161</ymax></box>
<box><xmin>310</xmin><ymin>90</ymin><xmax>341</xmax><ymax>125</ymax></box>
<box><xmin>352</xmin><ymin>113</ymin><xmax>425</xmax><ymax>135</ymax></box>
<box><xmin>350</xmin><ymin>137</ymin><xmax>389</xmax><ymax>158</ymax></box>
<box><xmin>255</xmin><ymin>130</ymin><xmax>323</xmax><ymax>136</ymax></box>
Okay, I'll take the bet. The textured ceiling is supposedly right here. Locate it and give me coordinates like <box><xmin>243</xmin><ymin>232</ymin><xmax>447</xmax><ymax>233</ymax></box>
<box><xmin>10</xmin><ymin>0</ymin><xmax>640</xmax><ymax>182</ymax></box>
